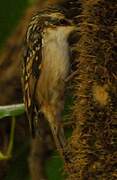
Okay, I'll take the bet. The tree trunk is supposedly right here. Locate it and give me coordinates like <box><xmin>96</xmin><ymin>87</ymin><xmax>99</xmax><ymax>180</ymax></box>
<box><xmin>64</xmin><ymin>0</ymin><xmax>117</xmax><ymax>179</ymax></box>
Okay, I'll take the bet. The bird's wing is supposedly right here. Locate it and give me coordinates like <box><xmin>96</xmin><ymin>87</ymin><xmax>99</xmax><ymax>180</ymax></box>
<box><xmin>22</xmin><ymin>17</ymin><xmax>42</xmax><ymax>136</ymax></box>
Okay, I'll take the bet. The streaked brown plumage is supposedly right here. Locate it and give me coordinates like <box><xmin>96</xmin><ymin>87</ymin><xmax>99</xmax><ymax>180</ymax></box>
<box><xmin>22</xmin><ymin>1</ymin><xmax>79</xmax><ymax>156</ymax></box>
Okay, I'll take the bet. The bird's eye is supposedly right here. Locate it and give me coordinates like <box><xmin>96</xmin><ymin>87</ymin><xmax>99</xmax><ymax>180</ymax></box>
<box><xmin>60</xmin><ymin>19</ymin><xmax>70</xmax><ymax>25</ymax></box>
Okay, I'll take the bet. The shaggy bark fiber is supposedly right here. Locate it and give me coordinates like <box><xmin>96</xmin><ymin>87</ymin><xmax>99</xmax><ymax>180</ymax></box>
<box><xmin>64</xmin><ymin>0</ymin><xmax>117</xmax><ymax>179</ymax></box>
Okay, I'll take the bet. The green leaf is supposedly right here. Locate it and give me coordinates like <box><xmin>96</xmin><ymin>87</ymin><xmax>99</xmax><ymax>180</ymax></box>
<box><xmin>0</xmin><ymin>152</ymin><xmax>10</xmax><ymax>160</ymax></box>
<box><xmin>0</xmin><ymin>104</ymin><xmax>25</xmax><ymax>119</ymax></box>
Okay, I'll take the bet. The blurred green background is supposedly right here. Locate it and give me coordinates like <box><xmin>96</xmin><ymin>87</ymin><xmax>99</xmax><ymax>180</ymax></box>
<box><xmin>0</xmin><ymin>0</ymin><xmax>29</xmax><ymax>48</ymax></box>
<box><xmin>0</xmin><ymin>0</ymin><xmax>65</xmax><ymax>179</ymax></box>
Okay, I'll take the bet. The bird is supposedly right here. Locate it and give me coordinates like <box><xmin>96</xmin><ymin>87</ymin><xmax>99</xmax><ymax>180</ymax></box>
<box><xmin>22</xmin><ymin>1</ymin><xmax>79</xmax><ymax>157</ymax></box>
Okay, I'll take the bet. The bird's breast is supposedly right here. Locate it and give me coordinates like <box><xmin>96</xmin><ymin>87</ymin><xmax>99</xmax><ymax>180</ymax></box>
<box><xmin>36</xmin><ymin>26</ymin><xmax>74</xmax><ymax>104</ymax></box>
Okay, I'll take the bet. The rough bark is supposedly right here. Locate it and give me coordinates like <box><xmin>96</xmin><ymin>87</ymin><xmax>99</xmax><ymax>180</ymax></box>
<box><xmin>0</xmin><ymin>0</ymin><xmax>116</xmax><ymax>179</ymax></box>
<box><xmin>64</xmin><ymin>0</ymin><xmax>117</xmax><ymax>179</ymax></box>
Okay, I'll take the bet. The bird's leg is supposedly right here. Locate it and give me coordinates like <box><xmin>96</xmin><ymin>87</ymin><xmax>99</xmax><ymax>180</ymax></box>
<box><xmin>65</xmin><ymin>70</ymin><xmax>78</xmax><ymax>82</ymax></box>
<box><xmin>42</xmin><ymin>106</ymin><xmax>66</xmax><ymax>157</ymax></box>
<box><xmin>48</xmin><ymin>117</ymin><xmax>66</xmax><ymax>158</ymax></box>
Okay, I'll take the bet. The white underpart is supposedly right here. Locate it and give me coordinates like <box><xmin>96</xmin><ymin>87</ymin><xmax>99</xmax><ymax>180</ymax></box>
<box><xmin>37</xmin><ymin>26</ymin><xmax>74</xmax><ymax>104</ymax></box>
<box><xmin>35</xmin><ymin>26</ymin><xmax>75</xmax><ymax>152</ymax></box>
<box><xmin>43</xmin><ymin>26</ymin><xmax>74</xmax><ymax>83</ymax></box>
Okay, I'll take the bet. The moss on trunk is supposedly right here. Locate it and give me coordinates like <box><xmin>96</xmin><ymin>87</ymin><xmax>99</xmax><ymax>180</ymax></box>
<box><xmin>65</xmin><ymin>0</ymin><xmax>117</xmax><ymax>179</ymax></box>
